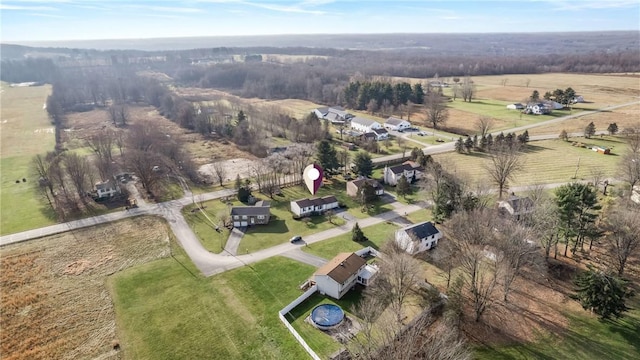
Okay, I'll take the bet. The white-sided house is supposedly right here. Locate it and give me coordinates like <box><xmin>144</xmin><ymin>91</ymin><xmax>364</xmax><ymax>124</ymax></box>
<box><xmin>371</xmin><ymin>128</ymin><xmax>389</xmax><ymax>140</ymax></box>
<box><xmin>383</xmin><ymin>161</ymin><xmax>424</xmax><ymax>186</ymax></box>
<box><xmin>384</xmin><ymin>117</ymin><xmax>411</xmax><ymax>131</ymax></box>
<box><xmin>95</xmin><ymin>179</ymin><xmax>120</xmax><ymax>199</ymax></box>
<box><xmin>313</xmin><ymin>252</ymin><xmax>369</xmax><ymax>299</ymax></box>
<box><xmin>506</xmin><ymin>103</ymin><xmax>524</xmax><ymax>110</ymax></box>
<box><xmin>313</xmin><ymin>106</ymin><xmax>353</xmax><ymax>124</ymax></box>
<box><xmin>526</xmin><ymin>103</ymin><xmax>551</xmax><ymax>115</ymax></box>
<box><xmin>350</xmin><ymin>117</ymin><xmax>383</xmax><ymax>133</ymax></box>
<box><xmin>551</xmin><ymin>101</ymin><xmax>564</xmax><ymax>110</ymax></box>
<box><xmin>290</xmin><ymin>195</ymin><xmax>339</xmax><ymax>217</ymax></box>
<box><xmin>395</xmin><ymin>221</ymin><xmax>442</xmax><ymax>255</ymax></box>
<box><xmin>572</xmin><ymin>95</ymin><xmax>585</xmax><ymax>104</ymax></box>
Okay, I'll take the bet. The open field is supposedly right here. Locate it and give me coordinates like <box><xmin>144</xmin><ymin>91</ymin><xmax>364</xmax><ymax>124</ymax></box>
<box><xmin>0</xmin><ymin>84</ymin><xmax>57</xmax><ymax>235</ymax></box>
<box><xmin>433</xmin><ymin>138</ymin><xmax>623</xmax><ymax>188</ymax></box>
<box><xmin>529</xmin><ymin>102</ymin><xmax>640</xmax><ymax>136</ymax></box>
<box><xmin>0</xmin><ymin>216</ymin><xmax>171</xmax><ymax>360</ymax></box>
<box><xmin>111</xmin><ymin>256</ymin><xmax>314</xmax><ymax>360</ymax></box>
<box><xmin>303</xmin><ymin>221</ymin><xmax>399</xmax><ymax>259</ymax></box>
<box><xmin>183</xmin><ymin>199</ymin><xmax>234</xmax><ymax>253</ymax></box>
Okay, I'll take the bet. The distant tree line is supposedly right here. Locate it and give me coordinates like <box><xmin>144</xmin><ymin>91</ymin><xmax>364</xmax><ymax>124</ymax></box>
<box><xmin>342</xmin><ymin>81</ymin><xmax>425</xmax><ymax>110</ymax></box>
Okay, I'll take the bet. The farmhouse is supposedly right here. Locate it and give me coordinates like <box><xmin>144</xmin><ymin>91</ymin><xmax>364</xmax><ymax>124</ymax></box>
<box><xmin>350</xmin><ymin>117</ymin><xmax>383</xmax><ymax>133</ymax></box>
<box><xmin>290</xmin><ymin>195</ymin><xmax>339</xmax><ymax>217</ymax></box>
<box><xmin>383</xmin><ymin>161</ymin><xmax>424</xmax><ymax>186</ymax></box>
<box><xmin>506</xmin><ymin>103</ymin><xmax>524</xmax><ymax>110</ymax></box>
<box><xmin>313</xmin><ymin>252</ymin><xmax>374</xmax><ymax>299</ymax></box>
<box><xmin>395</xmin><ymin>221</ymin><xmax>442</xmax><ymax>255</ymax></box>
<box><xmin>313</xmin><ymin>106</ymin><xmax>354</xmax><ymax>124</ymax></box>
<box><xmin>94</xmin><ymin>179</ymin><xmax>120</xmax><ymax>199</ymax></box>
<box><xmin>346</xmin><ymin>178</ymin><xmax>384</xmax><ymax>197</ymax></box>
<box><xmin>498</xmin><ymin>195</ymin><xmax>534</xmax><ymax>220</ymax></box>
<box><xmin>362</xmin><ymin>128</ymin><xmax>389</xmax><ymax>141</ymax></box>
<box><xmin>384</xmin><ymin>117</ymin><xmax>411</xmax><ymax>131</ymax></box>
<box><xmin>525</xmin><ymin>103</ymin><xmax>552</xmax><ymax>115</ymax></box>
<box><xmin>230</xmin><ymin>200</ymin><xmax>271</xmax><ymax>227</ymax></box>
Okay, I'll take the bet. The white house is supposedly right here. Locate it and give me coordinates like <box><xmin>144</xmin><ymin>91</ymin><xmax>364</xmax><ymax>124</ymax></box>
<box><xmin>384</xmin><ymin>117</ymin><xmax>411</xmax><ymax>131</ymax></box>
<box><xmin>383</xmin><ymin>161</ymin><xmax>424</xmax><ymax>186</ymax></box>
<box><xmin>313</xmin><ymin>252</ymin><xmax>369</xmax><ymax>299</ymax></box>
<box><xmin>290</xmin><ymin>195</ymin><xmax>339</xmax><ymax>217</ymax></box>
<box><xmin>526</xmin><ymin>103</ymin><xmax>551</xmax><ymax>115</ymax></box>
<box><xmin>506</xmin><ymin>103</ymin><xmax>524</xmax><ymax>110</ymax></box>
<box><xmin>395</xmin><ymin>221</ymin><xmax>442</xmax><ymax>255</ymax></box>
<box><xmin>571</xmin><ymin>95</ymin><xmax>585</xmax><ymax>103</ymax></box>
<box><xmin>95</xmin><ymin>179</ymin><xmax>120</xmax><ymax>199</ymax></box>
<box><xmin>551</xmin><ymin>101</ymin><xmax>564</xmax><ymax>110</ymax></box>
<box><xmin>350</xmin><ymin>117</ymin><xmax>383</xmax><ymax>133</ymax></box>
<box><xmin>313</xmin><ymin>106</ymin><xmax>353</xmax><ymax>124</ymax></box>
<box><xmin>498</xmin><ymin>195</ymin><xmax>534</xmax><ymax>220</ymax></box>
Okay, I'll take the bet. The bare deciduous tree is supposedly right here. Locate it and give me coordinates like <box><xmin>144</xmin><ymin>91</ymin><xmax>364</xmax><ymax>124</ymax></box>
<box><xmin>618</xmin><ymin>136</ymin><xmax>640</xmax><ymax>193</ymax></box>
<box><xmin>476</xmin><ymin>116</ymin><xmax>494</xmax><ymax>137</ymax></box>
<box><xmin>424</xmin><ymin>92</ymin><xmax>448</xmax><ymax>129</ymax></box>
<box><xmin>484</xmin><ymin>144</ymin><xmax>524</xmax><ymax>199</ymax></box>
<box><xmin>62</xmin><ymin>152</ymin><xmax>92</xmax><ymax>199</ymax></box>
<box><xmin>603</xmin><ymin>203</ymin><xmax>640</xmax><ymax>276</ymax></box>
<box><xmin>125</xmin><ymin>149</ymin><xmax>164</xmax><ymax>193</ymax></box>
<box><xmin>210</xmin><ymin>161</ymin><xmax>227</xmax><ymax>186</ymax></box>
<box><xmin>460</xmin><ymin>76</ymin><xmax>476</xmax><ymax>102</ymax></box>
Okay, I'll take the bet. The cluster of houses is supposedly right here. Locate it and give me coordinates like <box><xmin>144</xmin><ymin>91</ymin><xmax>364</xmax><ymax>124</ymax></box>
<box><xmin>507</xmin><ymin>95</ymin><xmax>585</xmax><ymax>115</ymax></box>
<box><xmin>313</xmin><ymin>106</ymin><xmax>414</xmax><ymax>142</ymax></box>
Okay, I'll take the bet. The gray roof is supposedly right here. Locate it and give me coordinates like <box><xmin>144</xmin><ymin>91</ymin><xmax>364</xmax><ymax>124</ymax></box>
<box><xmin>372</xmin><ymin>128</ymin><xmax>388</xmax><ymax>135</ymax></box>
<box><xmin>315</xmin><ymin>107</ymin><xmax>329</xmax><ymax>115</ymax></box>
<box><xmin>385</xmin><ymin>117</ymin><xmax>409</xmax><ymax>126</ymax></box>
<box><xmin>351</xmin><ymin>178</ymin><xmax>382</xmax><ymax>191</ymax></box>
<box><xmin>388</xmin><ymin>162</ymin><xmax>423</xmax><ymax>174</ymax></box>
<box><xmin>351</xmin><ymin>117</ymin><xmax>378</xmax><ymax>127</ymax></box>
<box><xmin>231</xmin><ymin>202</ymin><xmax>271</xmax><ymax>216</ymax></box>
<box><xmin>404</xmin><ymin>221</ymin><xmax>440</xmax><ymax>240</ymax></box>
<box><xmin>293</xmin><ymin>195</ymin><xmax>338</xmax><ymax>208</ymax></box>
<box><xmin>96</xmin><ymin>179</ymin><xmax>116</xmax><ymax>191</ymax></box>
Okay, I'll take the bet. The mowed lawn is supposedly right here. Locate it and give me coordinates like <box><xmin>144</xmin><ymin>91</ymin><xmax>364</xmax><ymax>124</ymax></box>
<box><xmin>433</xmin><ymin>138</ymin><xmax>623</xmax><ymax>188</ymax></box>
<box><xmin>0</xmin><ymin>84</ymin><xmax>56</xmax><ymax>235</ymax></box>
<box><xmin>110</xmin><ymin>255</ymin><xmax>316</xmax><ymax>360</ymax></box>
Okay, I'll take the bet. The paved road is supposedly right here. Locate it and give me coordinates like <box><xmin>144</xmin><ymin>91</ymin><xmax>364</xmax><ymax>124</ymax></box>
<box><xmin>372</xmin><ymin>100</ymin><xmax>640</xmax><ymax>165</ymax></box>
<box><xmin>1</xmin><ymin>100</ymin><xmax>633</xmax><ymax>276</ymax></box>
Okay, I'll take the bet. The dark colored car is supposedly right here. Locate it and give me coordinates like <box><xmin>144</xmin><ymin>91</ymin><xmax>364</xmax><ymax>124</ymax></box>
<box><xmin>290</xmin><ymin>235</ymin><xmax>303</xmax><ymax>243</ymax></box>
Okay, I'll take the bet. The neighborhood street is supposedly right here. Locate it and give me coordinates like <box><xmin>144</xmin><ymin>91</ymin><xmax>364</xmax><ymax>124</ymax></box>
<box><xmin>0</xmin><ymin>100</ymin><xmax>636</xmax><ymax>277</ymax></box>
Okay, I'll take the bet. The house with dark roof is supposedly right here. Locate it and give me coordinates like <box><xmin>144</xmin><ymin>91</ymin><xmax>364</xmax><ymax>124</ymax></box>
<box><xmin>383</xmin><ymin>161</ymin><xmax>424</xmax><ymax>186</ymax></box>
<box><xmin>230</xmin><ymin>200</ymin><xmax>271</xmax><ymax>227</ymax></box>
<box><xmin>346</xmin><ymin>178</ymin><xmax>384</xmax><ymax>197</ymax></box>
<box><xmin>395</xmin><ymin>221</ymin><xmax>442</xmax><ymax>254</ymax></box>
<box><xmin>384</xmin><ymin>116</ymin><xmax>411</xmax><ymax>131</ymax></box>
<box><xmin>498</xmin><ymin>195</ymin><xmax>534</xmax><ymax>220</ymax></box>
<box><xmin>350</xmin><ymin>117</ymin><xmax>383</xmax><ymax>133</ymax></box>
<box><xmin>313</xmin><ymin>252</ymin><xmax>373</xmax><ymax>299</ymax></box>
<box><xmin>290</xmin><ymin>195</ymin><xmax>339</xmax><ymax>217</ymax></box>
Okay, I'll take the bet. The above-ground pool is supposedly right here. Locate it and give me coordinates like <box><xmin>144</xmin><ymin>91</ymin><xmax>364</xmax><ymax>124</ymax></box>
<box><xmin>310</xmin><ymin>304</ymin><xmax>345</xmax><ymax>330</ymax></box>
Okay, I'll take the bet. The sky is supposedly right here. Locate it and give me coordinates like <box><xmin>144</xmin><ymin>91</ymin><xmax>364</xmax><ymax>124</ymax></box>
<box><xmin>1</xmin><ymin>0</ymin><xmax>639</xmax><ymax>42</ymax></box>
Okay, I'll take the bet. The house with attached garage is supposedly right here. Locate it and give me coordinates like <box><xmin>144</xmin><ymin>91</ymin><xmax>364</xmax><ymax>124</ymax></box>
<box><xmin>362</xmin><ymin>128</ymin><xmax>389</xmax><ymax>141</ymax></box>
<box><xmin>384</xmin><ymin>117</ymin><xmax>411</xmax><ymax>131</ymax></box>
<box><xmin>383</xmin><ymin>161</ymin><xmax>424</xmax><ymax>186</ymax></box>
<box><xmin>313</xmin><ymin>252</ymin><xmax>378</xmax><ymax>299</ymax></box>
<box><xmin>350</xmin><ymin>117</ymin><xmax>383</xmax><ymax>133</ymax></box>
<box><xmin>290</xmin><ymin>195</ymin><xmax>339</xmax><ymax>217</ymax></box>
<box><xmin>395</xmin><ymin>221</ymin><xmax>442</xmax><ymax>255</ymax></box>
<box><xmin>525</xmin><ymin>102</ymin><xmax>551</xmax><ymax>115</ymax></box>
<box><xmin>313</xmin><ymin>106</ymin><xmax>354</xmax><ymax>124</ymax></box>
<box><xmin>346</xmin><ymin>177</ymin><xmax>384</xmax><ymax>197</ymax></box>
<box><xmin>230</xmin><ymin>200</ymin><xmax>271</xmax><ymax>227</ymax></box>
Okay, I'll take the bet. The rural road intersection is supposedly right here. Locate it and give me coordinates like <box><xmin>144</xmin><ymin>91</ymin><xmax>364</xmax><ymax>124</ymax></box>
<box><xmin>1</xmin><ymin>100</ymin><xmax>636</xmax><ymax>276</ymax></box>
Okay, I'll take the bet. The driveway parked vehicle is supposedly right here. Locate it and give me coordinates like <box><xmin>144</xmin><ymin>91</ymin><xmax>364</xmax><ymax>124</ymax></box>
<box><xmin>290</xmin><ymin>235</ymin><xmax>303</xmax><ymax>243</ymax></box>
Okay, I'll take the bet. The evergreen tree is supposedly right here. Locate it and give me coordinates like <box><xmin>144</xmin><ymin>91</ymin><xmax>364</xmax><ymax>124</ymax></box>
<box><xmin>237</xmin><ymin>110</ymin><xmax>247</xmax><ymax>122</ymax></box>
<box><xmin>472</xmin><ymin>134</ymin><xmax>479</xmax><ymax>150</ymax></box>
<box><xmin>359</xmin><ymin>182</ymin><xmax>378</xmax><ymax>210</ymax></box>
<box><xmin>464</xmin><ymin>136</ymin><xmax>473</xmax><ymax>153</ymax></box>
<box><xmin>531</xmin><ymin>90</ymin><xmax>540</xmax><ymax>101</ymax></box>
<box><xmin>517</xmin><ymin>130</ymin><xmax>530</xmax><ymax>144</ymax></box>
<box><xmin>455</xmin><ymin>137</ymin><xmax>464</xmax><ymax>154</ymax></box>
<box><xmin>585</xmin><ymin>122</ymin><xmax>596</xmax><ymax>139</ymax></box>
<box><xmin>555</xmin><ymin>183</ymin><xmax>602</xmax><ymax>256</ymax></box>
<box><xmin>486</xmin><ymin>133</ymin><xmax>494</xmax><ymax>149</ymax></box>
<box><xmin>316</xmin><ymin>139</ymin><xmax>339</xmax><ymax>174</ymax></box>
<box><xmin>353</xmin><ymin>152</ymin><xmax>373</xmax><ymax>177</ymax></box>
<box><xmin>573</xmin><ymin>265</ymin><xmax>634</xmax><ymax>320</ymax></box>
<box><xmin>396</xmin><ymin>174</ymin><xmax>411</xmax><ymax>199</ymax></box>
<box><xmin>352</xmin><ymin>222</ymin><xmax>368</xmax><ymax>242</ymax></box>
<box><xmin>480</xmin><ymin>134</ymin><xmax>488</xmax><ymax>151</ymax></box>
<box><xmin>607</xmin><ymin>123</ymin><xmax>619</xmax><ymax>136</ymax></box>
<box><xmin>234</xmin><ymin>174</ymin><xmax>242</xmax><ymax>190</ymax></box>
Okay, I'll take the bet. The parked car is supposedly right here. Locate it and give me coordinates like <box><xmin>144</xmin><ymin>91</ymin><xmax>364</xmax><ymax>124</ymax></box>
<box><xmin>417</xmin><ymin>131</ymin><xmax>428</xmax><ymax>136</ymax></box>
<box><xmin>290</xmin><ymin>235</ymin><xmax>303</xmax><ymax>243</ymax></box>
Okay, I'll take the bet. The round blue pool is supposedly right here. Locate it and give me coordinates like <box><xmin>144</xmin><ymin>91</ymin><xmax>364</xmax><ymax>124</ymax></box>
<box><xmin>310</xmin><ymin>304</ymin><xmax>345</xmax><ymax>330</ymax></box>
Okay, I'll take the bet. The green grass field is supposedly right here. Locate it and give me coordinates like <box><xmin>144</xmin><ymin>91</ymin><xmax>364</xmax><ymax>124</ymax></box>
<box><xmin>302</xmin><ymin>221</ymin><xmax>399</xmax><ymax>259</ymax></box>
<box><xmin>433</xmin><ymin>138</ymin><xmax>623</xmax><ymax>188</ymax></box>
<box><xmin>476</xmin><ymin>302</ymin><xmax>640</xmax><ymax>360</ymax></box>
<box><xmin>0</xmin><ymin>84</ymin><xmax>57</xmax><ymax>235</ymax></box>
<box><xmin>110</xmin><ymin>255</ymin><xmax>316</xmax><ymax>360</ymax></box>
<box><xmin>183</xmin><ymin>201</ymin><xmax>230</xmax><ymax>253</ymax></box>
